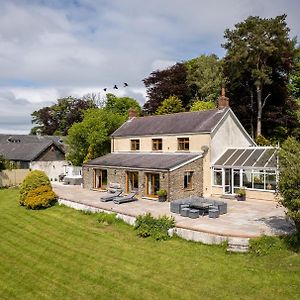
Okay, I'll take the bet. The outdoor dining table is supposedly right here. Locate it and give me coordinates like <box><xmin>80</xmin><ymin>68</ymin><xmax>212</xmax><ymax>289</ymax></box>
<box><xmin>190</xmin><ymin>202</ymin><xmax>213</xmax><ymax>216</ymax></box>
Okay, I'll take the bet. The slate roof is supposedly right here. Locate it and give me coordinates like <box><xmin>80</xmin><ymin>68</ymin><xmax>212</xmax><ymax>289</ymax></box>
<box><xmin>213</xmin><ymin>147</ymin><xmax>278</xmax><ymax>169</ymax></box>
<box><xmin>85</xmin><ymin>152</ymin><xmax>202</xmax><ymax>171</ymax></box>
<box><xmin>0</xmin><ymin>134</ymin><xmax>65</xmax><ymax>161</ymax></box>
<box><xmin>111</xmin><ymin>108</ymin><xmax>229</xmax><ymax>137</ymax></box>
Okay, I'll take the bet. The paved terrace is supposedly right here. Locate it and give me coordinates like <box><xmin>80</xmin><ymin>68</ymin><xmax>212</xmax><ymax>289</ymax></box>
<box><xmin>52</xmin><ymin>183</ymin><xmax>294</xmax><ymax>239</ymax></box>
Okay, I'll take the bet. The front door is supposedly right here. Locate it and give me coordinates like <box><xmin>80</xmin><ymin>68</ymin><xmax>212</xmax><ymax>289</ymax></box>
<box><xmin>127</xmin><ymin>171</ymin><xmax>139</xmax><ymax>193</ymax></box>
<box><xmin>146</xmin><ymin>173</ymin><xmax>160</xmax><ymax>198</ymax></box>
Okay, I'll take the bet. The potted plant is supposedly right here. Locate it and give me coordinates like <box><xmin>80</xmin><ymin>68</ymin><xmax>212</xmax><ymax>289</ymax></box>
<box><xmin>157</xmin><ymin>189</ymin><xmax>167</xmax><ymax>202</ymax></box>
<box><xmin>235</xmin><ymin>187</ymin><xmax>246</xmax><ymax>201</ymax></box>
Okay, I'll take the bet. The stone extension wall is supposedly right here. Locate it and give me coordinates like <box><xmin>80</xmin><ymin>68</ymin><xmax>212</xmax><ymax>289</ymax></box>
<box><xmin>83</xmin><ymin>157</ymin><xmax>203</xmax><ymax>202</ymax></box>
<box><xmin>168</xmin><ymin>157</ymin><xmax>203</xmax><ymax>201</ymax></box>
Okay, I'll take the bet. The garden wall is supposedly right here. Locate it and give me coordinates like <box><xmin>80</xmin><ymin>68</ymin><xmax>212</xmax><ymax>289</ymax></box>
<box><xmin>0</xmin><ymin>169</ymin><xmax>29</xmax><ymax>187</ymax></box>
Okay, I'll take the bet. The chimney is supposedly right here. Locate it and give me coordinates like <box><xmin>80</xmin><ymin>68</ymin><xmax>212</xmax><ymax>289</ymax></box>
<box><xmin>128</xmin><ymin>107</ymin><xmax>138</xmax><ymax>119</ymax></box>
<box><xmin>218</xmin><ymin>87</ymin><xmax>229</xmax><ymax>109</ymax></box>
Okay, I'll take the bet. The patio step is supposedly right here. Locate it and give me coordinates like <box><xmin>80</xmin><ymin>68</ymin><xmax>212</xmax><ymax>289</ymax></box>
<box><xmin>221</xmin><ymin>194</ymin><xmax>236</xmax><ymax>200</ymax></box>
<box><xmin>227</xmin><ymin>238</ymin><xmax>249</xmax><ymax>253</ymax></box>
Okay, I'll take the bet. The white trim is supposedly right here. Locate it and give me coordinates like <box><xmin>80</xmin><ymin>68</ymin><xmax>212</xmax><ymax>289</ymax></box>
<box><xmin>169</xmin><ymin>155</ymin><xmax>203</xmax><ymax>172</ymax></box>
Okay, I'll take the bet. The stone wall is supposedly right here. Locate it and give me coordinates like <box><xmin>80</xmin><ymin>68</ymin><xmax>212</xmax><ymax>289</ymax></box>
<box><xmin>168</xmin><ymin>157</ymin><xmax>203</xmax><ymax>201</ymax></box>
<box><xmin>83</xmin><ymin>158</ymin><xmax>202</xmax><ymax>202</ymax></box>
<box><xmin>0</xmin><ymin>169</ymin><xmax>30</xmax><ymax>187</ymax></box>
<box><xmin>82</xmin><ymin>166</ymin><xmax>94</xmax><ymax>189</ymax></box>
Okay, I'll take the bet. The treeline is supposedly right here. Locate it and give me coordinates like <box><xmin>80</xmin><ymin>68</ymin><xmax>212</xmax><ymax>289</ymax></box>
<box><xmin>31</xmin><ymin>14</ymin><xmax>300</xmax><ymax>165</ymax></box>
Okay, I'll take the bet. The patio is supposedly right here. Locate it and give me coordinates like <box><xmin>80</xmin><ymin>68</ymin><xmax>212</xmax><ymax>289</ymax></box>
<box><xmin>52</xmin><ymin>183</ymin><xmax>294</xmax><ymax>239</ymax></box>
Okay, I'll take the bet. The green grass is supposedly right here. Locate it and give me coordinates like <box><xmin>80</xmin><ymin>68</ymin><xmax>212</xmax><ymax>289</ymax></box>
<box><xmin>0</xmin><ymin>189</ymin><xmax>299</xmax><ymax>300</ymax></box>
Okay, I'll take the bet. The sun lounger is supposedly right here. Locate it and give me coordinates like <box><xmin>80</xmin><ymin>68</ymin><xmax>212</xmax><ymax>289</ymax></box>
<box><xmin>100</xmin><ymin>190</ymin><xmax>122</xmax><ymax>202</ymax></box>
<box><xmin>113</xmin><ymin>191</ymin><xmax>137</xmax><ymax>204</ymax></box>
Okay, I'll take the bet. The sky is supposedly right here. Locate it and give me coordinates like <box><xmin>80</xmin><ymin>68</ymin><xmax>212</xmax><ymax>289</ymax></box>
<box><xmin>0</xmin><ymin>0</ymin><xmax>299</xmax><ymax>134</ymax></box>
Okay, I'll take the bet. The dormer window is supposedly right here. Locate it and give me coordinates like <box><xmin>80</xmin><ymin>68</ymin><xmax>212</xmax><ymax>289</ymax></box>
<box><xmin>152</xmin><ymin>139</ymin><xmax>162</xmax><ymax>151</ymax></box>
<box><xmin>178</xmin><ymin>138</ymin><xmax>189</xmax><ymax>151</ymax></box>
<box><xmin>131</xmin><ymin>139</ymin><xmax>140</xmax><ymax>151</ymax></box>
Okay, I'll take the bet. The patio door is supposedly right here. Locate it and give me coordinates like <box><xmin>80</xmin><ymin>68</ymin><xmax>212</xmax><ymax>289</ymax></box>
<box><xmin>94</xmin><ymin>169</ymin><xmax>107</xmax><ymax>189</ymax></box>
<box><xmin>127</xmin><ymin>171</ymin><xmax>139</xmax><ymax>193</ymax></box>
<box><xmin>145</xmin><ymin>173</ymin><xmax>160</xmax><ymax>198</ymax></box>
<box><xmin>224</xmin><ymin>168</ymin><xmax>232</xmax><ymax>194</ymax></box>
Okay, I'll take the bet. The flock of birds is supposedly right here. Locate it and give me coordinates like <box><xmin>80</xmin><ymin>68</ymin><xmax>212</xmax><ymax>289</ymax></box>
<box><xmin>103</xmin><ymin>82</ymin><xmax>128</xmax><ymax>92</ymax></box>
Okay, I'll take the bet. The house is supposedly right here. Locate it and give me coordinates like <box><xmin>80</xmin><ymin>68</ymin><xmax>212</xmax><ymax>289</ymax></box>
<box><xmin>83</xmin><ymin>91</ymin><xmax>278</xmax><ymax>201</ymax></box>
<box><xmin>0</xmin><ymin>134</ymin><xmax>67</xmax><ymax>181</ymax></box>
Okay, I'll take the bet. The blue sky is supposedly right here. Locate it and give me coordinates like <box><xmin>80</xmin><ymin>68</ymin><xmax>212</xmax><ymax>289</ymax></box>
<box><xmin>0</xmin><ymin>0</ymin><xmax>299</xmax><ymax>134</ymax></box>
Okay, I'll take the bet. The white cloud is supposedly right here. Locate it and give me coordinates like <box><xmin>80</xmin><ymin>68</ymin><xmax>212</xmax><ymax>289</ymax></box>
<box><xmin>0</xmin><ymin>0</ymin><xmax>299</xmax><ymax>134</ymax></box>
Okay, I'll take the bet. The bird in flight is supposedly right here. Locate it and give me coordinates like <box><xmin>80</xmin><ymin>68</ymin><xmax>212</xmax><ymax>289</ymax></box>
<box><xmin>113</xmin><ymin>85</ymin><xmax>118</xmax><ymax>89</ymax></box>
<box><xmin>103</xmin><ymin>88</ymin><xmax>107</xmax><ymax>91</ymax></box>
<box><xmin>124</xmin><ymin>82</ymin><xmax>128</xmax><ymax>87</ymax></box>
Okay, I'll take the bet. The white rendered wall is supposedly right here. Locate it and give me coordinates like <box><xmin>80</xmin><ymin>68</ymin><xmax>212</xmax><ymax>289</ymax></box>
<box><xmin>211</xmin><ymin>114</ymin><xmax>254</xmax><ymax>163</ymax></box>
<box><xmin>30</xmin><ymin>160</ymin><xmax>68</xmax><ymax>181</ymax></box>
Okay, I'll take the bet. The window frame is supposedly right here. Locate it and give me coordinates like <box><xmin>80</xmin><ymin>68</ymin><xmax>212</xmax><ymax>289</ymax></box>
<box><xmin>152</xmin><ymin>138</ymin><xmax>163</xmax><ymax>151</ymax></box>
<box><xmin>184</xmin><ymin>171</ymin><xmax>193</xmax><ymax>189</ymax></box>
<box><xmin>177</xmin><ymin>137</ymin><xmax>189</xmax><ymax>151</ymax></box>
<box><xmin>130</xmin><ymin>139</ymin><xmax>140</xmax><ymax>151</ymax></box>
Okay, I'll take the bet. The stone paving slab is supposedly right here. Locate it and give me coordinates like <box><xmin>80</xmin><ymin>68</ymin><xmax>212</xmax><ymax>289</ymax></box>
<box><xmin>52</xmin><ymin>183</ymin><xmax>294</xmax><ymax>239</ymax></box>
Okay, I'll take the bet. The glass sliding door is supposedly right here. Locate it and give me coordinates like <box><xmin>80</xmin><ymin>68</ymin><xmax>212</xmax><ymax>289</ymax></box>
<box><xmin>127</xmin><ymin>171</ymin><xmax>139</xmax><ymax>193</ymax></box>
<box><xmin>146</xmin><ymin>173</ymin><xmax>160</xmax><ymax>197</ymax></box>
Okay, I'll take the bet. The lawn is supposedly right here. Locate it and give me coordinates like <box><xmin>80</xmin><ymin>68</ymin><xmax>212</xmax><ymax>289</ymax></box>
<box><xmin>0</xmin><ymin>189</ymin><xmax>299</xmax><ymax>300</ymax></box>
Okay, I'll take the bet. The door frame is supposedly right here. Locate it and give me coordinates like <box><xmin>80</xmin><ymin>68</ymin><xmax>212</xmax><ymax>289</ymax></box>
<box><xmin>145</xmin><ymin>173</ymin><xmax>160</xmax><ymax>198</ymax></box>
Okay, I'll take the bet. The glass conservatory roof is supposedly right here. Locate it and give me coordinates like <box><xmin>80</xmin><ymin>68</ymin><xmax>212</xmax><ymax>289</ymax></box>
<box><xmin>213</xmin><ymin>147</ymin><xmax>278</xmax><ymax>169</ymax></box>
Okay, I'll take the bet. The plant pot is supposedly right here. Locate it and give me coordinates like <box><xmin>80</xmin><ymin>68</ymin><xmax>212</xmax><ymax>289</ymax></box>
<box><xmin>158</xmin><ymin>195</ymin><xmax>166</xmax><ymax>202</ymax></box>
<box><xmin>236</xmin><ymin>195</ymin><xmax>245</xmax><ymax>201</ymax></box>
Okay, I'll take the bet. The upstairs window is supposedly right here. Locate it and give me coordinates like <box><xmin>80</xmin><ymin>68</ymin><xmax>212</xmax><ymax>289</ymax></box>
<box><xmin>184</xmin><ymin>171</ymin><xmax>193</xmax><ymax>189</ymax></box>
<box><xmin>178</xmin><ymin>138</ymin><xmax>189</xmax><ymax>151</ymax></box>
<box><xmin>131</xmin><ymin>139</ymin><xmax>140</xmax><ymax>151</ymax></box>
<box><xmin>152</xmin><ymin>139</ymin><xmax>162</xmax><ymax>151</ymax></box>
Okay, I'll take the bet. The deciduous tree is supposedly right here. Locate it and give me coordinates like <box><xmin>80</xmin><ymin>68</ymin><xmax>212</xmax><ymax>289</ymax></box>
<box><xmin>186</xmin><ymin>54</ymin><xmax>223</xmax><ymax>103</ymax></box>
<box><xmin>143</xmin><ymin>63</ymin><xmax>190</xmax><ymax>114</ymax></box>
<box><xmin>66</xmin><ymin>109</ymin><xmax>124</xmax><ymax>165</ymax></box>
<box><xmin>190</xmin><ymin>99</ymin><xmax>216</xmax><ymax>111</ymax></box>
<box><xmin>156</xmin><ymin>96</ymin><xmax>184</xmax><ymax>115</ymax></box>
<box><xmin>278</xmin><ymin>137</ymin><xmax>300</xmax><ymax>234</ymax></box>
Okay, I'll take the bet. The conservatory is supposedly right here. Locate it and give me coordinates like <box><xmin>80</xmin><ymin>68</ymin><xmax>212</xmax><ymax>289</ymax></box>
<box><xmin>212</xmin><ymin>147</ymin><xmax>278</xmax><ymax>201</ymax></box>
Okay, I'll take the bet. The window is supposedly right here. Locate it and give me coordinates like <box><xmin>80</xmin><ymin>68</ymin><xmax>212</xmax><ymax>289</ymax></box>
<box><xmin>265</xmin><ymin>171</ymin><xmax>276</xmax><ymax>190</ymax></box>
<box><xmin>253</xmin><ymin>171</ymin><xmax>264</xmax><ymax>190</ymax></box>
<box><xmin>184</xmin><ymin>171</ymin><xmax>193</xmax><ymax>189</ymax></box>
<box><xmin>178</xmin><ymin>138</ymin><xmax>189</xmax><ymax>151</ymax></box>
<box><xmin>152</xmin><ymin>138</ymin><xmax>162</xmax><ymax>151</ymax></box>
<box><xmin>131</xmin><ymin>139</ymin><xmax>140</xmax><ymax>151</ymax></box>
<box><xmin>213</xmin><ymin>168</ymin><xmax>222</xmax><ymax>186</ymax></box>
<box><xmin>242</xmin><ymin>170</ymin><xmax>252</xmax><ymax>189</ymax></box>
<box><xmin>127</xmin><ymin>172</ymin><xmax>139</xmax><ymax>192</ymax></box>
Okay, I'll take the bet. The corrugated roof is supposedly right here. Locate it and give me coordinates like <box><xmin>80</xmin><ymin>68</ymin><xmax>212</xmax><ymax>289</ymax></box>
<box><xmin>111</xmin><ymin>108</ymin><xmax>229</xmax><ymax>137</ymax></box>
<box><xmin>85</xmin><ymin>152</ymin><xmax>202</xmax><ymax>170</ymax></box>
<box><xmin>213</xmin><ymin>147</ymin><xmax>277</xmax><ymax>169</ymax></box>
<box><xmin>0</xmin><ymin>134</ymin><xmax>65</xmax><ymax>161</ymax></box>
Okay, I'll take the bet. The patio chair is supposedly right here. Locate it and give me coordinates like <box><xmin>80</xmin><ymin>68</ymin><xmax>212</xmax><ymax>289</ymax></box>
<box><xmin>113</xmin><ymin>191</ymin><xmax>138</xmax><ymax>204</ymax></box>
<box><xmin>100</xmin><ymin>190</ymin><xmax>123</xmax><ymax>202</ymax></box>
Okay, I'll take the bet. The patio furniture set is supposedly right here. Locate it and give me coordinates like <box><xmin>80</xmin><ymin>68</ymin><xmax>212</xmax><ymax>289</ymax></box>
<box><xmin>100</xmin><ymin>189</ymin><xmax>138</xmax><ymax>204</ymax></box>
<box><xmin>170</xmin><ymin>197</ymin><xmax>227</xmax><ymax>219</ymax></box>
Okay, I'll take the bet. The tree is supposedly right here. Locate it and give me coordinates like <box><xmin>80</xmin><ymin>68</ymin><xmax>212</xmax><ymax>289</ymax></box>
<box><xmin>0</xmin><ymin>155</ymin><xmax>7</xmax><ymax>172</ymax></box>
<box><xmin>104</xmin><ymin>93</ymin><xmax>141</xmax><ymax>116</ymax></box>
<box><xmin>155</xmin><ymin>96</ymin><xmax>185</xmax><ymax>115</ymax></box>
<box><xmin>31</xmin><ymin>96</ymin><xmax>97</xmax><ymax>136</ymax></box>
<box><xmin>186</xmin><ymin>54</ymin><xmax>223</xmax><ymax>103</ymax></box>
<box><xmin>143</xmin><ymin>63</ymin><xmax>190</xmax><ymax>114</ymax></box>
<box><xmin>66</xmin><ymin>109</ymin><xmax>124</xmax><ymax>165</ymax></box>
<box><xmin>223</xmin><ymin>15</ymin><xmax>298</xmax><ymax>139</ymax></box>
<box><xmin>190</xmin><ymin>100</ymin><xmax>216</xmax><ymax>111</ymax></box>
<box><xmin>278</xmin><ymin>137</ymin><xmax>300</xmax><ymax>233</ymax></box>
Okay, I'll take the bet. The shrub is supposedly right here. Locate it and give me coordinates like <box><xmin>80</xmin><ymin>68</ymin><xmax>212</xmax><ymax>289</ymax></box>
<box><xmin>24</xmin><ymin>185</ymin><xmax>57</xmax><ymax>209</ymax></box>
<box><xmin>134</xmin><ymin>213</ymin><xmax>175</xmax><ymax>241</ymax></box>
<box><xmin>19</xmin><ymin>170</ymin><xmax>50</xmax><ymax>205</ymax></box>
<box><xmin>97</xmin><ymin>212</ymin><xmax>120</xmax><ymax>225</ymax></box>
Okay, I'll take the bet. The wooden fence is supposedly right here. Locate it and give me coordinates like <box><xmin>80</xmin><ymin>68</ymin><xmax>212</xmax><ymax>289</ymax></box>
<box><xmin>0</xmin><ymin>169</ymin><xmax>29</xmax><ymax>188</ymax></box>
